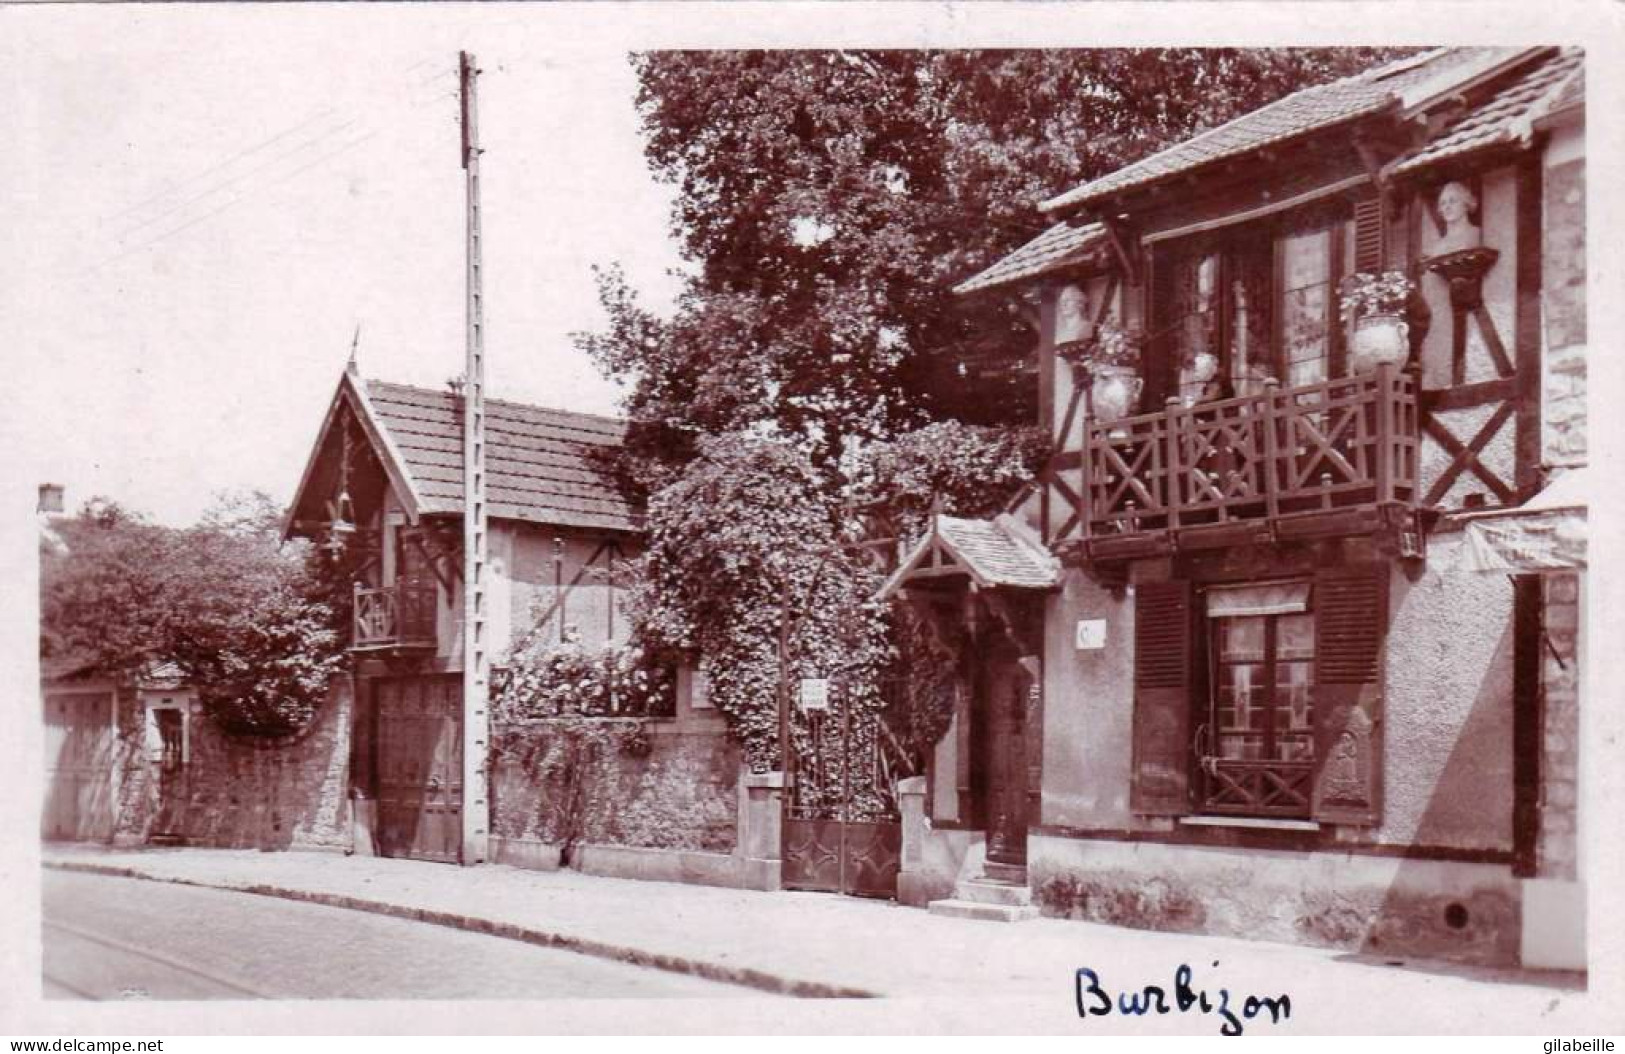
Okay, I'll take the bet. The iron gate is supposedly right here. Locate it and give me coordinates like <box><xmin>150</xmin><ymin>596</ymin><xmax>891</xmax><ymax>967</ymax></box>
<box><xmin>781</xmin><ymin>699</ymin><xmax>906</xmax><ymax>898</ymax></box>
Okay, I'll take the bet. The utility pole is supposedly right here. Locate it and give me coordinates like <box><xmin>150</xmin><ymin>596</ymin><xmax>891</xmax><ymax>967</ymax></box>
<box><xmin>459</xmin><ymin>50</ymin><xmax>490</xmax><ymax>867</ymax></box>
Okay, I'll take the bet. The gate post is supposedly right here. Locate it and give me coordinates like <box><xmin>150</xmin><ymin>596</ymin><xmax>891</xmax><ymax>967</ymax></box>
<box><xmin>739</xmin><ymin>769</ymin><xmax>784</xmax><ymax>891</ymax></box>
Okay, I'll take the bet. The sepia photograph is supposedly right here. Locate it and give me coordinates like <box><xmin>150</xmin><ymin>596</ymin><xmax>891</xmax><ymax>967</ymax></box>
<box><xmin>6</xmin><ymin>1</ymin><xmax>1619</xmax><ymax>1039</ymax></box>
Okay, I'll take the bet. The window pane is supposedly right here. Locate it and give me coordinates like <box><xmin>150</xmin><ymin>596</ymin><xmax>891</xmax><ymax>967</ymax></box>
<box><xmin>1230</xmin><ymin>243</ymin><xmax>1274</xmax><ymax>396</ymax></box>
<box><xmin>1220</xmin><ymin>616</ymin><xmax>1265</xmax><ymax>661</ymax></box>
<box><xmin>1280</xmin><ymin>229</ymin><xmax>1331</xmax><ymax>387</ymax></box>
<box><xmin>1277</xmin><ymin>612</ymin><xmax>1315</xmax><ymax>659</ymax></box>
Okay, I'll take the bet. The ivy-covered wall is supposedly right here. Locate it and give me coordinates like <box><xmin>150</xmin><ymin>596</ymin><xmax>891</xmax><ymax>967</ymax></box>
<box><xmin>490</xmin><ymin>721</ymin><xmax>739</xmax><ymax>854</ymax></box>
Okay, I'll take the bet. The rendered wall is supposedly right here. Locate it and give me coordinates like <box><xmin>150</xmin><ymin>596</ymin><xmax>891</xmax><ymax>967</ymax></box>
<box><xmin>1030</xmin><ymin>834</ymin><xmax>1521</xmax><ymax>966</ymax></box>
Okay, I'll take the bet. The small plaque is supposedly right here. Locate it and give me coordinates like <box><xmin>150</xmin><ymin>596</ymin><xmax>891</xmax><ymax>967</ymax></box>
<box><xmin>799</xmin><ymin>677</ymin><xmax>830</xmax><ymax>711</ymax></box>
<box><xmin>1074</xmin><ymin>619</ymin><xmax>1107</xmax><ymax>650</ymax></box>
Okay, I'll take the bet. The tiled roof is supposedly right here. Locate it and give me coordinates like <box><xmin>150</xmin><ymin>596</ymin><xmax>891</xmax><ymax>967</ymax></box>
<box><xmin>364</xmin><ymin>380</ymin><xmax>641</xmax><ymax>534</ymax></box>
<box><xmin>881</xmin><ymin>513</ymin><xmax>1060</xmax><ymax>597</ymax></box>
<box><xmin>953</xmin><ymin>221</ymin><xmax>1109</xmax><ymax>296</ymax></box>
<box><xmin>1395</xmin><ymin>48</ymin><xmax>1584</xmax><ymax>175</ymax></box>
<box><xmin>1040</xmin><ymin>47</ymin><xmax>1517</xmax><ymax>215</ymax></box>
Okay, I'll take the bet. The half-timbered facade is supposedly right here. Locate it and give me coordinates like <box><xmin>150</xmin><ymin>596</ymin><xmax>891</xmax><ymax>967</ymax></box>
<box><xmin>893</xmin><ymin>47</ymin><xmax>1586</xmax><ymax>968</ymax></box>
<box><xmin>286</xmin><ymin>365</ymin><xmax>653</xmax><ymax>864</ymax></box>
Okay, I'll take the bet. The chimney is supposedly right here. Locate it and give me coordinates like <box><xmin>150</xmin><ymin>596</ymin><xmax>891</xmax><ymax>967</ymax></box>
<box><xmin>38</xmin><ymin>483</ymin><xmax>65</xmax><ymax>515</ymax></box>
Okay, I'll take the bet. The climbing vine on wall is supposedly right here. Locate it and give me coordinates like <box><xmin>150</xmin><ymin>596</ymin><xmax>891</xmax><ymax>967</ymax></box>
<box><xmin>628</xmin><ymin>433</ymin><xmax>893</xmax><ymax>774</ymax></box>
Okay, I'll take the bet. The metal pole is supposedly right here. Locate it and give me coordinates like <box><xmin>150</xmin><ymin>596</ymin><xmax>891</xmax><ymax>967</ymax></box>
<box><xmin>459</xmin><ymin>50</ymin><xmax>490</xmax><ymax>867</ymax></box>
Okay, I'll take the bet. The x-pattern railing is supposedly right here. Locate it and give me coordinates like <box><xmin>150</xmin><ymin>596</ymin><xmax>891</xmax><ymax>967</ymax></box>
<box><xmin>1203</xmin><ymin>758</ymin><xmax>1313</xmax><ymax>815</ymax></box>
<box><xmin>1082</xmin><ymin>366</ymin><xmax>1418</xmax><ymax>539</ymax></box>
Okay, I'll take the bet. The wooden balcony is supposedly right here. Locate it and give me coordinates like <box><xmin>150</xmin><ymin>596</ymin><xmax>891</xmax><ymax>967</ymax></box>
<box><xmin>353</xmin><ymin>582</ymin><xmax>437</xmax><ymax>653</ymax></box>
<box><xmin>1079</xmin><ymin>365</ymin><xmax>1420</xmax><ymax>560</ymax></box>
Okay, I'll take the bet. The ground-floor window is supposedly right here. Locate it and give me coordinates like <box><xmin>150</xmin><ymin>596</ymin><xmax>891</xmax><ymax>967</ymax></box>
<box><xmin>1202</xmin><ymin>609</ymin><xmax>1316</xmax><ymax>817</ymax></box>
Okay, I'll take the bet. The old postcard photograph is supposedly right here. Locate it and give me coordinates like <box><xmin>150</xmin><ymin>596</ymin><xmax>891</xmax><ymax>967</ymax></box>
<box><xmin>4</xmin><ymin>0</ymin><xmax>1621</xmax><ymax>1038</ymax></box>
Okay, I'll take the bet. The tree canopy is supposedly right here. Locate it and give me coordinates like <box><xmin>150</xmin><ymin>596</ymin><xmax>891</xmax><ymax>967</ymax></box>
<box><xmin>40</xmin><ymin>491</ymin><xmax>348</xmax><ymax>736</ymax></box>
<box><xmin>580</xmin><ymin>48</ymin><xmax>1413</xmax><ymax>491</ymax></box>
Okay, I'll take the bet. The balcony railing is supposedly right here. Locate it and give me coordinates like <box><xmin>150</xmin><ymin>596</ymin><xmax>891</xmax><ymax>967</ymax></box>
<box><xmin>1082</xmin><ymin>365</ymin><xmax>1418</xmax><ymax>543</ymax></box>
<box><xmin>353</xmin><ymin>582</ymin><xmax>437</xmax><ymax>651</ymax></box>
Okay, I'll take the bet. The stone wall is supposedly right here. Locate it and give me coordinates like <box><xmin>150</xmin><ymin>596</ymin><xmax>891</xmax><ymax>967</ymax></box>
<box><xmin>490</xmin><ymin>722</ymin><xmax>739</xmax><ymax>855</ymax></box>
<box><xmin>1538</xmin><ymin>571</ymin><xmax>1580</xmax><ymax>879</ymax></box>
<box><xmin>114</xmin><ymin>678</ymin><xmax>354</xmax><ymax>851</ymax></box>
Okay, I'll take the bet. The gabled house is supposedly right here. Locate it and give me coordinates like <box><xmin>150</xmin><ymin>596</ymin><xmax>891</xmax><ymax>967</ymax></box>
<box><xmin>285</xmin><ymin>364</ymin><xmax>652</xmax><ymax>864</ymax></box>
<box><xmin>891</xmin><ymin>47</ymin><xmax>1586</xmax><ymax>970</ymax></box>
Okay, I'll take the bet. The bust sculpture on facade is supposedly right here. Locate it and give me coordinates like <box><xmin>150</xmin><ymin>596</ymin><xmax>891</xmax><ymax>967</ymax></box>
<box><xmin>1054</xmin><ymin>284</ymin><xmax>1091</xmax><ymax>347</ymax></box>
<box><xmin>1435</xmin><ymin>181</ymin><xmax>1481</xmax><ymax>255</ymax></box>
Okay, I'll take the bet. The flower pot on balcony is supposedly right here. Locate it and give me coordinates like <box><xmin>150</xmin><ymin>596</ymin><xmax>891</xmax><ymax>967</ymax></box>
<box><xmin>1351</xmin><ymin>313</ymin><xmax>1409</xmax><ymax>374</ymax></box>
<box><xmin>1091</xmin><ymin>364</ymin><xmax>1144</xmax><ymax>430</ymax></box>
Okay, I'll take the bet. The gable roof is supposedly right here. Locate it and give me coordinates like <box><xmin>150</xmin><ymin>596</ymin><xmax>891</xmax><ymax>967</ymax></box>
<box><xmin>879</xmin><ymin>513</ymin><xmax>1061</xmax><ymax>598</ymax></box>
<box><xmin>365</xmin><ymin>380</ymin><xmax>641</xmax><ymax>534</ymax></box>
<box><xmin>286</xmin><ymin>369</ymin><xmax>640</xmax><ymax>538</ymax></box>
<box><xmin>953</xmin><ymin>221</ymin><xmax>1110</xmax><ymax>296</ymax></box>
<box><xmin>1039</xmin><ymin>47</ymin><xmax>1533</xmax><ymax>216</ymax></box>
<box><xmin>1394</xmin><ymin>47</ymin><xmax>1583</xmax><ymax>176</ymax></box>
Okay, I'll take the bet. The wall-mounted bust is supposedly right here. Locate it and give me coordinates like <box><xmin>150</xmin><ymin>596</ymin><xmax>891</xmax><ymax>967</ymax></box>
<box><xmin>1435</xmin><ymin>181</ymin><xmax>1481</xmax><ymax>255</ymax></box>
<box><xmin>1054</xmin><ymin>284</ymin><xmax>1091</xmax><ymax>346</ymax></box>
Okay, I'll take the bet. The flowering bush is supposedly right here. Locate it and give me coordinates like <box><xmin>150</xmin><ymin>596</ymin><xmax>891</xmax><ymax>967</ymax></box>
<box><xmin>1059</xmin><ymin>320</ymin><xmax>1143</xmax><ymax>371</ymax></box>
<box><xmin>1338</xmin><ymin>270</ymin><xmax>1414</xmax><ymax>324</ymax></box>
<box><xmin>495</xmin><ymin>628</ymin><xmax>675</xmax><ymax>720</ymax></box>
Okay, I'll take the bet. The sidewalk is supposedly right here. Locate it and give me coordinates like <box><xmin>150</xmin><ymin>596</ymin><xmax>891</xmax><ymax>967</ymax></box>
<box><xmin>41</xmin><ymin>844</ymin><xmax>1605</xmax><ymax>1033</ymax></box>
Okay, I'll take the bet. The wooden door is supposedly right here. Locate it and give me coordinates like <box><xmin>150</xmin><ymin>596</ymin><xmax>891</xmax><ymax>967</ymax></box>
<box><xmin>375</xmin><ymin>675</ymin><xmax>462</xmax><ymax>864</ymax></box>
<box><xmin>42</xmin><ymin>691</ymin><xmax>115</xmax><ymax>842</ymax></box>
<box><xmin>982</xmin><ymin>653</ymin><xmax>1030</xmax><ymax>866</ymax></box>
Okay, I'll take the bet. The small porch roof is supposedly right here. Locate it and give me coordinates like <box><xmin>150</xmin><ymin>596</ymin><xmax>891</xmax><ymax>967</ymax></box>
<box><xmin>878</xmin><ymin>513</ymin><xmax>1062</xmax><ymax>599</ymax></box>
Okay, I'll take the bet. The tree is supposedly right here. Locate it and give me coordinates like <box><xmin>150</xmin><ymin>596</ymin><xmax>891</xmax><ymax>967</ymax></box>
<box><xmin>629</xmin><ymin>434</ymin><xmax>891</xmax><ymax>774</ymax></box>
<box><xmin>580</xmin><ymin>48</ymin><xmax>1414</xmax><ymax>492</ymax></box>
<box><xmin>40</xmin><ymin>490</ymin><xmax>349</xmax><ymax>736</ymax></box>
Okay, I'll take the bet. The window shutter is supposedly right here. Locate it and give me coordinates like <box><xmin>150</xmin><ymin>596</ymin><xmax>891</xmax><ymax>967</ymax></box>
<box><xmin>1352</xmin><ymin>193</ymin><xmax>1386</xmax><ymax>274</ymax></box>
<box><xmin>1131</xmin><ymin>580</ymin><xmax>1194</xmax><ymax>815</ymax></box>
<box><xmin>1311</xmin><ymin>565</ymin><xmax>1388</xmax><ymax>826</ymax></box>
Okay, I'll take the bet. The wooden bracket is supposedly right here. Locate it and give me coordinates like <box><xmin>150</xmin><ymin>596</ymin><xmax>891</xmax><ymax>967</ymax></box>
<box><xmin>1100</xmin><ymin>218</ymin><xmax>1139</xmax><ymax>286</ymax></box>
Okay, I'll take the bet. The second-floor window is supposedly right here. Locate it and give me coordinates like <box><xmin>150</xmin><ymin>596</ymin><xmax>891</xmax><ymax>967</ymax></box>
<box><xmin>1156</xmin><ymin>209</ymin><xmax>1347</xmax><ymax>407</ymax></box>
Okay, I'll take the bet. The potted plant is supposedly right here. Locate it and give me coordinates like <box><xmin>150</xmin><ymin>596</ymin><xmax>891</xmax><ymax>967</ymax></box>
<box><xmin>1063</xmin><ymin>321</ymin><xmax>1145</xmax><ymax>427</ymax></box>
<box><xmin>1339</xmin><ymin>270</ymin><xmax>1416</xmax><ymax>373</ymax></box>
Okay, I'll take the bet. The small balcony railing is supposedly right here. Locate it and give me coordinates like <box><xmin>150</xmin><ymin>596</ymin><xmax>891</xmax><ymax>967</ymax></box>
<box><xmin>353</xmin><ymin>582</ymin><xmax>437</xmax><ymax>651</ymax></box>
<box><xmin>1082</xmin><ymin>365</ymin><xmax>1419</xmax><ymax>542</ymax></box>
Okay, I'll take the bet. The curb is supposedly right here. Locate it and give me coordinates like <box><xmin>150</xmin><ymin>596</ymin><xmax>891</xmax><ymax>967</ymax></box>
<box><xmin>44</xmin><ymin>860</ymin><xmax>878</xmax><ymax>1000</ymax></box>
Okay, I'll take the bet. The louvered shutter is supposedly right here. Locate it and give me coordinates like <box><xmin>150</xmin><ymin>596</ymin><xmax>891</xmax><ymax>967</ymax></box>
<box><xmin>1311</xmin><ymin>565</ymin><xmax>1389</xmax><ymax>825</ymax></box>
<box><xmin>1131</xmin><ymin>580</ymin><xmax>1194</xmax><ymax>815</ymax></box>
<box><xmin>1352</xmin><ymin>192</ymin><xmax>1386</xmax><ymax>274</ymax></box>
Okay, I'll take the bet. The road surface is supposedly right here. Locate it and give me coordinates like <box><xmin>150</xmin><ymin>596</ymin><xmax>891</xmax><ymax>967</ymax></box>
<box><xmin>42</xmin><ymin>869</ymin><xmax>757</xmax><ymax>1000</ymax></box>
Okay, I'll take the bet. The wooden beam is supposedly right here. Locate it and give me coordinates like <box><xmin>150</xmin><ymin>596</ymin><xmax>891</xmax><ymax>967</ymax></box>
<box><xmin>1514</xmin><ymin>153</ymin><xmax>1545</xmax><ymax>500</ymax></box>
<box><xmin>1143</xmin><ymin>175</ymin><xmax>1369</xmax><ymax>245</ymax></box>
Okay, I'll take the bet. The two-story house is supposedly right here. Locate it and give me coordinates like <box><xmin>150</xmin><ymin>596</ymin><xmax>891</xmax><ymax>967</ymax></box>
<box><xmin>285</xmin><ymin>363</ymin><xmax>649</xmax><ymax>864</ymax></box>
<box><xmin>890</xmin><ymin>47</ymin><xmax>1586</xmax><ymax>970</ymax></box>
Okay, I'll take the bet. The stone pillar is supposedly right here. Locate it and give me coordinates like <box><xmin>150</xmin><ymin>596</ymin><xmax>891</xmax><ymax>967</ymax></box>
<box><xmin>896</xmin><ymin>775</ymin><xmax>930</xmax><ymax>906</ymax></box>
<box><xmin>738</xmin><ymin>770</ymin><xmax>783</xmax><ymax>891</ymax></box>
<box><xmin>1522</xmin><ymin>570</ymin><xmax>1585</xmax><ymax>970</ymax></box>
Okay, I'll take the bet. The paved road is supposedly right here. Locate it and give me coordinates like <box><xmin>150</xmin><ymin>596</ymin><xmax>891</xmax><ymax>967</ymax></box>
<box><xmin>42</xmin><ymin>870</ymin><xmax>757</xmax><ymax>1000</ymax></box>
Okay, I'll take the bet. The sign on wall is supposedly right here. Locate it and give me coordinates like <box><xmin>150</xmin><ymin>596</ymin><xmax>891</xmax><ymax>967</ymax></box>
<box><xmin>1075</xmin><ymin>619</ymin><xmax>1107</xmax><ymax>651</ymax></box>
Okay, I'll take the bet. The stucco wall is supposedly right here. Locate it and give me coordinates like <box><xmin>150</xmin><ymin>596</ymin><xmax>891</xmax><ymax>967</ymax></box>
<box><xmin>1543</xmin><ymin>153</ymin><xmax>1585</xmax><ymax>469</ymax></box>
<box><xmin>115</xmin><ymin>678</ymin><xmax>354</xmax><ymax>852</ymax></box>
<box><xmin>1030</xmin><ymin>834</ymin><xmax>1521</xmax><ymax>966</ymax></box>
<box><xmin>1354</xmin><ymin>532</ymin><xmax>1515</xmax><ymax>852</ymax></box>
<box><xmin>504</xmin><ymin>526</ymin><xmax>634</xmax><ymax>655</ymax></box>
<box><xmin>1040</xmin><ymin>569</ymin><xmax>1143</xmax><ymax>831</ymax></box>
<box><xmin>1539</xmin><ymin>572</ymin><xmax>1581</xmax><ymax>879</ymax></box>
<box><xmin>1416</xmin><ymin>164</ymin><xmax>1520</xmax><ymax>510</ymax></box>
